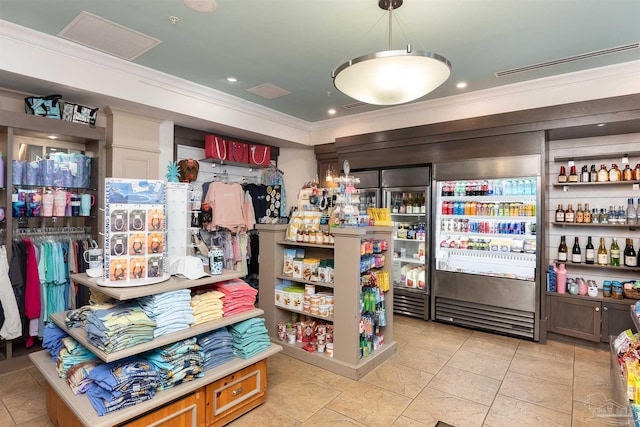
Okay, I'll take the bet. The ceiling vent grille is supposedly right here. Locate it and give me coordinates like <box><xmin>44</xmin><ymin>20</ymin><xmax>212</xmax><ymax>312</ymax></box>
<box><xmin>342</xmin><ymin>101</ymin><xmax>368</xmax><ymax>110</ymax></box>
<box><xmin>495</xmin><ymin>43</ymin><xmax>640</xmax><ymax>77</ymax></box>
<box><xmin>58</xmin><ymin>11</ymin><xmax>161</xmax><ymax>61</ymax></box>
<box><xmin>246</xmin><ymin>83</ymin><xmax>290</xmax><ymax>99</ymax></box>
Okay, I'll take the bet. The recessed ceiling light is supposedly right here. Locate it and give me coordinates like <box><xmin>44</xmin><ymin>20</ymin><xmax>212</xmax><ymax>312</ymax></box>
<box><xmin>456</xmin><ymin>82</ymin><xmax>467</xmax><ymax>89</ymax></box>
<box><xmin>47</xmin><ymin>135</ymin><xmax>58</xmax><ymax>140</ymax></box>
<box><xmin>328</xmin><ymin>109</ymin><xmax>336</xmax><ymax>115</ymax></box>
<box><xmin>226</xmin><ymin>77</ymin><xmax>238</xmax><ymax>83</ymax></box>
<box><xmin>596</xmin><ymin>123</ymin><xmax>606</xmax><ymax>127</ymax></box>
<box><xmin>184</xmin><ymin>0</ymin><xmax>217</xmax><ymax>13</ymax></box>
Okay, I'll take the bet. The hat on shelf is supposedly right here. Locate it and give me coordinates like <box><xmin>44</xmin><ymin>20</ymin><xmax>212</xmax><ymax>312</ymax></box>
<box><xmin>168</xmin><ymin>255</ymin><xmax>210</xmax><ymax>280</ymax></box>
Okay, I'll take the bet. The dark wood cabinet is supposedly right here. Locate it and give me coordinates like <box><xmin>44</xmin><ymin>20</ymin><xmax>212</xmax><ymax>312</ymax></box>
<box><xmin>546</xmin><ymin>293</ymin><xmax>635</xmax><ymax>343</ymax></box>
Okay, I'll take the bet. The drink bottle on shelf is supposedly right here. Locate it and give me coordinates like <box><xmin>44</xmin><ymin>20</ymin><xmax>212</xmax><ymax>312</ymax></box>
<box><xmin>627</xmin><ymin>198</ymin><xmax>638</xmax><ymax>225</ymax></box>
<box><xmin>609</xmin><ymin>164</ymin><xmax>621</xmax><ymax>182</ymax></box>
<box><xmin>623</xmin><ymin>164</ymin><xmax>633</xmax><ymax>181</ymax></box>
<box><xmin>590</xmin><ymin>165</ymin><xmax>598</xmax><ymax>182</ymax></box>
<box><xmin>585</xmin><ymin>236</ymin><xmax>595</xmax><ymax>265</ymax></box>
<box><xmin>571</xmin><ymin>237</ymin><xmax>581</xmax><ymax>263</ymax></box>
<box><xmin>576</xmin><ymin>204</ymin><xmax>584</xmax><ymax>223</ymax></box>
<box><xmin>555</xmin><ymin>204</ymin><xmax>565</xmax><ymax>222</ymax></box>
<box><xmin>558</xmin><ymin>236</ymin><xmax>568</xmax><ymax>262</ymax></box>
<box><xmin>597</xmin><ymin>164</ymin><xmax>609</xmax><ymax>182</ymax></box>
<box><xmin>597</xmin><ymin>237</ymin><xmax>608</xmax><ymax>266</ymax></box>
<box><xmin>581</xmin><ymin>165</ymin><xmax>590</xmax><ymax>182</ymax></box>
<box><xmin>584</xmin><ymin>203</ymin><xmax>592</xmax><ymax>223</ymax></box>
<box><xmin>610</xmin><ymin>237</ymin><xmax>620</xmax><ymax>266</ymax></box>
<box><xmin>568</xmin><ymin>166</ymin><xmax>578</xmax><ymax>183</ymax></box>
<box><xmin>565</xmin><ymin>204</ymin><xmax>575</xmax><ymax>223</ymax></box>
<box><xmin>624</xmin><ymin>238</ymin><xmax>637</xmax><ymax>267</ymax></box>
<box><xmin>558</xmin><ymin>166</ymin><xmax>567</xmax><ymax>183</ymax></box>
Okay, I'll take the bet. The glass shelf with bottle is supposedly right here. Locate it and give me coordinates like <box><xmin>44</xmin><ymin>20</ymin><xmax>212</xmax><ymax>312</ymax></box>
<box><xmin>555</xmin><ymin>162</ymin><xmax>640</xmax><ymax>186</ymax></box>
<box><xmin>441</xmin><ymin>201</ymin><xmax>536</xmax><ymax>218</ymax></box>
<box><xmin>438</xmin><ymin>236</ymin><xmax>536</xmax><ymax>257</ymax></box>
<box><xmin>554</xmin><ymin>200</ymin><xmax>639</xmax><ymax>225</ymax></box>
<box><xmin>556</xmin><ymin>235</ymin><xmax>638</xmax><ymax>269</ymax></box>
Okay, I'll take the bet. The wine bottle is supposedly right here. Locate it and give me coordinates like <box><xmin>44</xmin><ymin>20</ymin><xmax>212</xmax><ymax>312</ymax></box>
<box><xmin>585</xmin><ymin>236</ymin><xmax>595</xmax><ymax>264</ymax></box>
<box><xmin>624</xmin><ymin>238</ymin><xmax>637</xmax><ymax>267</ymax></box>
<box><xmin>571</xmin><ymin>237</ymin><xmax>581</xmax><ymax>263</ymax></box>
<box><xmin>558</xmin><ymin>236</ymin><xmax>568</xmax><ymax>262</ymax></box>
<box><xmin>555</xmin><ymin>204</ymin><xmax>565</xmax><ymax>222</ymax></box>
<box><xmin>597</xmin><ymin>237</ymin><xmax>608</xmax><ymax>266</ymax></box>
<box><xmin>610</xmin><ymin>237</ymin><xmax>620</xmax><ymax>266</ymax></box>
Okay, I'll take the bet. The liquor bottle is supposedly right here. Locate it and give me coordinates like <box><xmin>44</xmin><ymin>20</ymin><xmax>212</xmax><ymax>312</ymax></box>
<box><xmin>406</xmin><ymin>193</ymin><xmax>414</xmax><ymax>214</ymax></box>
<box><xmin>575</xmin><ymin>203</ymin><xmax>584</xmax><ymax>223</ymax></box>
<box><xmin>558</xmin><ymin>236</ymin><xmax>568</xmax><ymax>262</ymax></box>
<box><xmin>597</xmin><ymin>237</ymin><xmax>608</xmax><ymax>266</ymax></box>
<box><xmin>581</xmin><ymin>165</ymin><xmax>590</xmax><ymax>182</ymax></box>
<box><xmin>583</xmin><ymin>203</ymin><xmax>592</xmax><ymax>223</ymax></box>
<box><xmin>558</xmin><ymin>166</ymin><xmax>567</xmax><ymax>183</ymax></box>
<box><xmin>571</xmin><ymin>237</ymin><xmax>581</xmax><ymax>263</ymax></box>
<box><xmin>618</xmin><ymin>205</ymin><xmax>626</xmax><ymax>225</ymax></box>
<box><xmin>623</xmin><ymin>164</ymin><xmax>633</xmax><ymax>181</ymax></box>
<box><xmin>609</xmin><ymin>164</ymin><xmax>621</xmax><ymax>182</ymax></box>
<box><xmin>568</xmin><ymin>166</ymin><xmax>578</xmax><ymax>183</ymax></box>
<box><xmin>565</xmin><ymin>204</ymin><xmax>575</xmax><ymax>223</ymax></box>
<box><xmin>590</xmin><ymin>165</ymin><xmax>598</xmax><ymax>182</ymax></box>
<box><xmin>610</xmin><ymin>237</ymin><xmax>620</xmax><ymax>266</ymax></box>
<box><xmin>585</xmin><ymin>236</ymin><xmax>595</xmax><ymax>264</ymax></box>
<box><xmin>627</xmin><ymin>198</ymin><xmax>637</xmax><ymax>225</ymax></box>
<box><xmin>399</xmin><ymin>193</ymin><xmax>407</xmax><ymax>214</ymax></box>
<box><xmin>555</xmin><ymin>204</ymin><xmax>565</xmax><ymax>222</ymax></box>
<box><xmin>635</xmin><ymin>164</ymin><xmax>640</xmax><ymax>181</ymax></box>
<box><xmin>624</xmin><ymin>238</ymin><xmax>637</xmax><ymax>267</ymax></box>
<box><xmin>597</xmin><ymin>164</ymin><xmax>609</xmax><ymax>182</ymax></box>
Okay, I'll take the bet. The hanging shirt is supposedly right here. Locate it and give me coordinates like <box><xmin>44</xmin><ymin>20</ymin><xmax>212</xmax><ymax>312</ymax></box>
<box><xmin>0</xmin><ymin>246</ymin><xmax>22</xmax><ymax>340</ymax></box>
<box><xmin>204</xmin><ymin>182</ymin><xmax>248</xmax><ymax>233</ymax></box>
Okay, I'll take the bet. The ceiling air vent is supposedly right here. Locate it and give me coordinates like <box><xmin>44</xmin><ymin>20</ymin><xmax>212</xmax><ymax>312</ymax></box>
<box><xmin>246</xmin><ymin>83</ymin><xmax>290</xmax><ymax>100</ymax></box>
<box><xmin>58</xmin><ymin>11</ymin><xmax>162</xmax><ymax>61</ymax></box>
<box><xmin>342</xmin><ymin>101</ymin><xmax>368</xmax><ymax>110</ymax></box>
<box><xmin>495</xmin><ymin>43</ymin><xmax>640</xmax><ymax>77</ymax></box>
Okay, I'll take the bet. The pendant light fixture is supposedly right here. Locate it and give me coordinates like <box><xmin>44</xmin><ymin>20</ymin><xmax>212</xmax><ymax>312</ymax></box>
<box><xmin>331</xmin><ymin>0</ymin><xmax>451</xmax><ymax>106</ymax></box>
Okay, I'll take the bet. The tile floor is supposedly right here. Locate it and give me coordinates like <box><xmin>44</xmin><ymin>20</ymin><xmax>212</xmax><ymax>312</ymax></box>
<box><xmin>0</xmin><ymin>316</ymin><xmax>618</xmax><ymax>427</ymax></box>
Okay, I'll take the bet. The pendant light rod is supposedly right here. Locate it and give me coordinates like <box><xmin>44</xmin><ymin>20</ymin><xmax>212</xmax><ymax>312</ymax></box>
<box><xmin>380</xmin><ymin>0</ymin><xmax>403</xmax><ymax>49</ymax></box>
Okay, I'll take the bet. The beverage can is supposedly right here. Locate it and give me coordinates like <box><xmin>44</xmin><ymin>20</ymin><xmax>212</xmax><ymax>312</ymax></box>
<box><xmin>209</xmin><ymin>246</ymin><xmax>224</xmax><ymax>275</ymax></box>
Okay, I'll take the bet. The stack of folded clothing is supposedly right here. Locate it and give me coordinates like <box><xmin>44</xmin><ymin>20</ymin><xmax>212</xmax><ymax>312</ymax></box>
<box><xmin>197</xmin><ymin>327</ymin><xmax>235</xmax><ymax>370</ymax></box>
<box><xmin>138</xmin><ymin>290</ymin><xmax>194</xmax><ymax>337</ymax></box>
<box><xmin>213</xmin><ymin>279</ymin><xmax>258</xmax><ymax>316</ymax></box>
<box><xmin>66</xmin><ymin>360</ymin><xmax>101</xmax><ymax>395</ymax></box>
<box><xmin>56</xmin><ymin>336</ymin><xmax>99</xmax><ymax>378</ymax></box>
<box><xmin>190</xmin><ymin>290</ymin><xmax>225</xmax><ymax>324</ymax></box>
<box><xmin>228</xmin><ymin>318</ymin><xmax>271</xmax><ymax>359</ymax></box>
<box><xmin>85</xmin><ymin>304</ymin><xmax>156</xmax><ymax>353</ymax></box>
<box><xmin>43</xmin><ymin>323</ymin><xmax>69</xmax><ymax>360</ymax></box>
<box><xmin>143</xmin><ymin>337</ymin><xmax>204</xmax><ymax>390</ymax></box>
<box><xmin>86</xmin><ymin>357</ymin><xmax>159</xmax><ymax>416</ymax></box>
<box><xmin>65</xmin><ymin>302</ymin><xmax>120</xmax><ymax>328</ymax></box>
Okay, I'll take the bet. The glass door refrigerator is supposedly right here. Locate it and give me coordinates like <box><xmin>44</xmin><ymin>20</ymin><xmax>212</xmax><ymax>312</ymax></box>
<box><xmin>382</xmin><ymin>166</ymin><xmax>431</xmax><ymax>320</ymax></box>
<box><xmin>351</xmin><ymin>170</ymin><xmax>380</xmax><ymax>212</ymax></box>
<box><xmin>432</xmin><ymin>156</ymin><xmax>542</xmax><ymax>340</ymax></box>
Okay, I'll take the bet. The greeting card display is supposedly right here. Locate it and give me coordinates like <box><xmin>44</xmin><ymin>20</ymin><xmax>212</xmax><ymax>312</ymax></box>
<box><xmin>102</xmin><ymin>179</ymin><xmax>169</xmax><ymax>286</ymax></box>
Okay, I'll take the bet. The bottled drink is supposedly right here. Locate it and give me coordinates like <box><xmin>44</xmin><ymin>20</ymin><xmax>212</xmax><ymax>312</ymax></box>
<box><xmin>585</xmin><ymin>236</ymin><xmax>595</xmax><ymax>264</ymax></box>
<box><xmin>565</xmin><ymin>204</ymin><xmax>575</xmax><ymax>223</ymax></box>
<box><xmin>568</xmin><ymin>166</ymin><xmax>578</xmax><ymax>183</ymax></box>
<box><xmin>406</xmin><ymin>193</ymin><xmax>414</xmax><ymax>214</ymax></box>
<box><xmin>618</xmin><ymin>205</ymin><xmax>626</xmax><ymax>224</ymax></box>
<box><xmin>571</xmin><ymin>237</ymin><xmax>581</xmax><ymax>263</ymax></box>
<box><xmin>581</xmin><ymin>165</ymin><xmax>590</xmax><ymax>182</ymax></box>
<box><xmin>609</xmin><ymin>164</ymin><xmax>621</xmax><ymax>182</ymax></box>
<box><xmin>584</xmin><ymin>203</ymin><xmax>592</xmax><ymax>223</ymax></box>
<box><xmin>576</xmin><ymin>203</ymin><xmax>584</xmax><ymax>223</ymax></box>
<box><xmin>590</xmin><ymin>165</ymin><xmax>598</xmax><ymax>182</ymax></box>
<box><xmin>635</xmin><ymin>164</ymin><xmax>640</xmax><ymax>181</ymax></box>
<box><xmin>597</xmin><ymin>164</ymin><xmax>609</xmax><ymax>182</ymax></box>
<box><xmin>610</xmin><ymin>237</ymin><xmax>620</xmax><ymax>266</ymax></box>
<box><xmin>558</xmin><ymin>236</ymin><xmax>568</xmax><ymax>262</ymax></box>
<box><xmin>623</xmin><ymin>164</ymin><xmax>633</xmax><ymax>181</ymax></box>
<box><xmin>624</xmin><ymin>238</ymin><xmax>637</xmax><ymax>267</ymax></box>
<box><xmin>555</xmin><ymin>204</ymin><xmax>565</xmax><ymax>222</ymax></box>
<box><xmin>597</xmin><ymin>237</ymin><xmax>608</xmax><ymax>265</ymax></box>
<box><xmin>400</xmin><ymin>193</ymin><xmax>407</xmax><ymax>214</ymax></box>
<box><xmin>558</xmin><ymin>166</ymin><xmax>567</xmax><ymax>183</ymax></box>
<box><xmin>627</xmin><ymin>198</ymin><xmax>637</xmax><ymax>225</ymax></box>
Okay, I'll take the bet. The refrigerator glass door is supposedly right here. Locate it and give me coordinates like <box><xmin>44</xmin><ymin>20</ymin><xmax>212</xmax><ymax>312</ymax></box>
<box><xmin>434</xmin><ymin>177</ymin><xmax>537</xmax><ymax>280</ymax></box>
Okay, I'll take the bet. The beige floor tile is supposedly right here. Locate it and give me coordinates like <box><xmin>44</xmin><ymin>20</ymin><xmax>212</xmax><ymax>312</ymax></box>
<box><xmin>499</xmin><ymin>371</ymin><xmax>572</xmax><ymax>415</ymax></box>
<box><xmin>26</xmin><ymin>366</ymin><xmax>46</xmax><ymax>387</ymax></box>
<box><xmin>574</xmin><ymin>343</ymin><xmax>610</xmax><ymax>364</ymax></box>
<box><xmin>299</xmin><ymin>407</ymin><xmax>366</xmax><ymax>427</ymax></box>
<box><xmin>572</xmin><ymin>396</ymin><xmax>635</xmax><ymax>427</ymax></box>
<box><xmin>446</xmin><ymin>348</ymin><xmax>511</xmax><ymax>381</ymax></box>
<box><xmin>391</xmin><ymin>415</ymin><xmax>430</xmax><ymax>426</ymax></box>
<box><xmin>484</xmin><ymin>394</ymin><xmax>571</xmax><ymax>427</ymax></box>
<box><xmin>327</xmin><ymin>381</ymin><xmax>411</xmax><ymax>427</ymax></box>
<box><xmin>460</xmin><ymin>335</ymin><xmax>519</xmax><ymax>361</ymax></box>
<box><xmin>471</xmin><ymin>330</ymin><xmax>522</xmax><ymax>346</ymax></box>
<box><xmin>0</xmin><ymin>370</ymin><xmax>38</xmax><ymax>399</ymax></box>
<box><xmin>394</xmin><ymin>329</ymin><xmax>421</xmax><ymax>348</ymax></box>
<box><xmin>360</xmin><ymin>360</ymin><xmax>433</xmax><ymax>398</ymax></box>
<box><xmin>402</xmin><ymin>386</ymin><xmax>489</xmax><ymax>427</ymax></box>
<box><xmin>0</xmin><ymin>401</ymin><xmax>16</xmax><ymax>427</ymax></box>
<box><xmin>267</xmin><ymin>353</ymin><xmax>308</xmax><ymax>388</ymax></box>
<box><xmin>428</xmin><ymin>365</ymin><xmax>501</xmax><ymax>406</ymax></box>
<box><xmin>515</xmin><ymin>339</ymin><xmax>574</xmax><ymax>362</ymax></box>
<box><xmin>408</xmin><ymin>329</ymin><xmax>465</xmax><ymax>356</ymax></box>
<box><xmin>573</xmin><ymin>372</ymin><xmax>614</xmax><ymax>403</ymax></box>
<box><xmin>299</xmin><ymin>364</ymin><xmax>355</xmax><ymax>392</ymax></box>
<box><xmin>389</xmin><ymin>345</ymin><xmax>450</xmax><ymax>375</ymax></box>
<box><xmin>14</xmin><ymin>415</ymin><xmax>54</xmax><ymax>427</ymax></box>
<box><xmin>394</xmin><ymin>315</ymin><xmax>429</xmax><ymax>332</ymax></box>
<box><xmin>230</xmin><ymin>401</ymin><xmax>300</xmax><ymax>426</ymax></box>
<box><xmin>267</xmin><ymin>375</ymin><xmax>341</xmax><ymax>422</ymax></box>
<box><xmin>574</xmin><ymin>358</ymin><xmax>611</xmax><ymax>382</ymax></box>
<box><xmin>2</xmin><ymin>387</ymin><xmax>46</xmax><ymax>424</ymax></box>
<box><xmin>508</xmin><ymin>352</ymin><xmax>573</xmax><ymax>386</ymax></box>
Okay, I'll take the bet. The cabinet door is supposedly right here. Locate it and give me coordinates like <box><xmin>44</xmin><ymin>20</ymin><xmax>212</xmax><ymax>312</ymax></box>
<box><xmin>120</xmin><ymin>390</ymin><xmax>204</xmax><ymax>427</ymax></box>
<box><xmin>601</xmin><ymin>302</ymin><xmax>636</xmax><ymax>343</ymax></box>
<box><xmin>547</xmin><ymin>295</ymin><xmax>601</xmax><ymax>342</ymax></box>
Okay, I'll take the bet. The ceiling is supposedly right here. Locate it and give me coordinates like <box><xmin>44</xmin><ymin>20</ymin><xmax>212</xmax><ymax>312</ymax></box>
<box><xmin>0</xmin><ymin>0</ymin><xmax>639</xmax><ymax>124</ymax></box>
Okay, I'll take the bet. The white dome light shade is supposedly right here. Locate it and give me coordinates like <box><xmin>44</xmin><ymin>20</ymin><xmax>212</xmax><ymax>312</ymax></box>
<box><xmin>332</xmin><ymin>48</ymin><xmax>451</xmax><ymax>105</ymax></box>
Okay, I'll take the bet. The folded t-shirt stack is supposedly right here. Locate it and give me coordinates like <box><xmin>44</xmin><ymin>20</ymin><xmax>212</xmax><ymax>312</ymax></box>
<box><xmin>86</xmin><ymin>357</ymin><xmax>159</xmax><ymax>416</ymax></box>
<box><xmin>65</xmin><ymin>302</ymin><xmax>119</xmax><ymax>328</ymax></box>
<box><xmin>43</xmin><ymin>323</ymin><xmax>69</xmax><ymax>360</ymax></box>
<box><xmin>213</xmin><ymin>279</ymin><xmax>258</xmax><ymax>316</ymax></box>
<box><xmin>228</xmin><ymin>318</ymin><xmax>270</xmax><ymax>359</ymax></box>
<box><xmin>56</xmin><ymin>336</ymin><xmax>99</xmax><ymax>378</ymax></box>
<box><xmin>138</xmin><ymin>290</ymin><xmax>194</xmax><ymax>337</ymax></box>
<box><xmin>190</xmin><ymin>290</ymin><xmax>225</xmax><ymax>324</ymax></box>
<box><xmin>85</xmin><ymin>304</ymin><xmax>156</xmax><ymax>353</ymax></box>
<box><xmin>143</xmin><ymin>337</ymin><xmax>204</xmax><ymax>390</ymax></box>
<box><xmin>197</xmin><ymin>327</ymin><xmax>234</xmax><ymax>370</ymax></box>
<box><xmin>66</xmin><ymin>360</ymin><xmax>101</xmax><ymax>395</ymax></box>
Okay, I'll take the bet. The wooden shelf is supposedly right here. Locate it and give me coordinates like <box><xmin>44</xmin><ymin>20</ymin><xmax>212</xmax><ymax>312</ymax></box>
<box><xmin>552</xmin><ymin>180</ymin><xmax>640</xmax><ymax>187</ymax></box>
<box><xmin>555</xmin><ymin>150</ymin><xmax>640</xmax><ymax>162</ymax></box>
<box><xmin>551</xmin><ymin>221</ymin><xmax>639</xmax><ymax>228</ymax></box>
<box><xmin>276</xmin><ymin>274</ymin><xmax>334</xmax><ymax>288</ymax></box>
<box><xmin>29</xmin><ymin>344</ymin><xmax>282</xmax><ymax>427</ymax></box>
<box><xmin>49</xmin><ymin>308</ymin><xmax>264</xmax><ymax>363</ymax></box>
<box><xmin>70</xmin><ymin>270</ymin><xmax>244</xmax><ymax>301</ymax></box>
<box><xmin>554</xmin><ymin>260</ymin><xmax>640</xmax><ymax>272</ymax></box>
<box><xmin>276</xmin><ymin>240</ymin><xmax>334</xmax><ymax>249</ymax></box>
<box><xmin>275</xmin><ymin>304</ymin><xmax>333</xmax><ymax>322</ymax></box>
